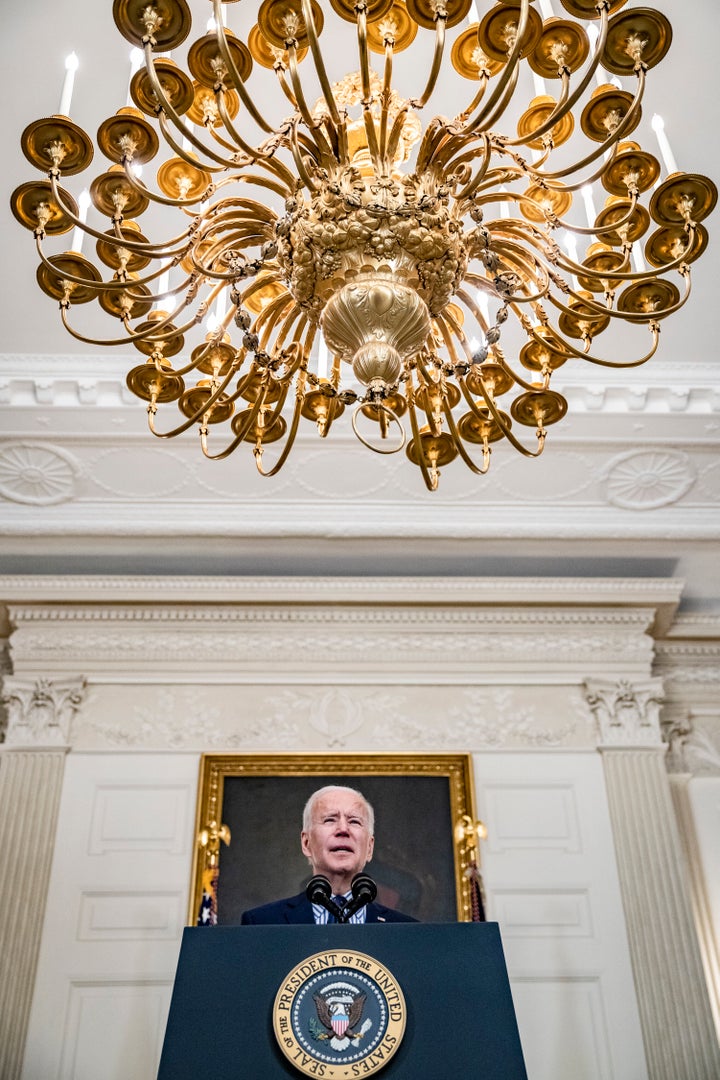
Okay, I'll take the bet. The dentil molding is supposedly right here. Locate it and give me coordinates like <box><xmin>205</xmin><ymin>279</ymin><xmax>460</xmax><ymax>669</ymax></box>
<box><xmin>5</xmin><ymin>604</ymin><xmax>658</xmax><ymax>680</ymax></box>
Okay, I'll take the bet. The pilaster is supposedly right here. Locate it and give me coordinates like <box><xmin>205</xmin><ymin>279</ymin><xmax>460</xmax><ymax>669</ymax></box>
<box><xmin>0</xmin><ymin>676</ymin><xmax>86</xmax><ymax>1080</ymax></box>
<box><xmin>586</xmin><ymin>678</ymin><xmax>720</xmax><ymax>1079</ymax></box>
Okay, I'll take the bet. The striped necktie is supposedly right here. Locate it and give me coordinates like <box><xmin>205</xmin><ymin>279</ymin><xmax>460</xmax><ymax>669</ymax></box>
<box><xmin>327</xmin><ymin>895</ymin><xmax>346</xmax><ymax>923</ymax></box>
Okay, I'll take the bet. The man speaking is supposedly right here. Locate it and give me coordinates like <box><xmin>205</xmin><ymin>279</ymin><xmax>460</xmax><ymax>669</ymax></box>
<box><xmin>241</xmin><ymin>785</ymin><xmax>416</xmax><ymax>924</ymax></box>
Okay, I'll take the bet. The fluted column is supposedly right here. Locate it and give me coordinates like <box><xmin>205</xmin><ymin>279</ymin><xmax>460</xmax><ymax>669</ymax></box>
<box><xmin>586</xmin><ymin>679</ymin><xmax>720</xmax><ymax>1080</ymax></box>
<box><xmin>0</xmin><ymin>677</ymin><xmax>86</xmax><ymax>1080</ymax></box>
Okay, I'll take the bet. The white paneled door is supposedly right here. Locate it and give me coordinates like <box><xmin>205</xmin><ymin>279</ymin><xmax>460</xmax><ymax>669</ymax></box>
<box><xmin>21</xmin><ymin>753</ymin><xmax>199</xmax><ymax>1080</ymax></box>
<box><xmin>476</xmin><ymin>752</ymin><xmax>648</xmax><ymax>1080</ymax></box>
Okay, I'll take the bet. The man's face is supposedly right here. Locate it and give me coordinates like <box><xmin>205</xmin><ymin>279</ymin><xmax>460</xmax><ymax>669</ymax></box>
<box><xmin>301</xmin><ymin>790</ymin><xmax>374</xmax><ymax>885</ymax></box>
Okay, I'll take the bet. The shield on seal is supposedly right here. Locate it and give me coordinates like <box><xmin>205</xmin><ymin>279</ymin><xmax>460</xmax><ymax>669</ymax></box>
<box><xmin>331</xmin><ymin>1009</ymin><xmax>349</xmax><ymax>1038</ymax></box>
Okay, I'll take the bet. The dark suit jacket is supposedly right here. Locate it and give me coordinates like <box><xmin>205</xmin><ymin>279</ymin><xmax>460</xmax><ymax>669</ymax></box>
<box><xmin>240</xmin><ymin>892</ymin><xmax>417</xmax><ymax>925</ymax></box>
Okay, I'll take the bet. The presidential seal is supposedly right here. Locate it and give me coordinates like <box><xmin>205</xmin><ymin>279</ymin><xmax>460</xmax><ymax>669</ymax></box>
<box><xmin>273</xmin><ymin>949</ymin><xmax>406</xmax><ymax>1077</ymax></box>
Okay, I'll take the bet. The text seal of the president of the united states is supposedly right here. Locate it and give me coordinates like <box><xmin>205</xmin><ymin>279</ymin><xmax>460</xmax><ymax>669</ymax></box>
<box><xmin>273</xmin><ymin>949</ymin><xmax>406</xmax><ymax>1077</ymax></box>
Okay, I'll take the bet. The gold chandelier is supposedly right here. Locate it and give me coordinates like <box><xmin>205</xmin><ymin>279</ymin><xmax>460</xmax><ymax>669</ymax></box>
<box><xmin>12</xmin><ymin>0</ymin><xmax>716</xmax><ymax>490</ymax></box>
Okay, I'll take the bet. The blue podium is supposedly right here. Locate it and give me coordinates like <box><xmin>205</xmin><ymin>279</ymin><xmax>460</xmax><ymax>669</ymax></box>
<box><xmin>158</xmin><ymin>923</ymin><xmax>527</xmax><ymax>1078</ymax></box>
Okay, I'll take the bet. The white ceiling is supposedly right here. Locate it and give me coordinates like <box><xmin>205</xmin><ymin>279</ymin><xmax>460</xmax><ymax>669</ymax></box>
<box><xmin>1</xmin><ymin>1</ymin><xmax>719</xmax><ymax>611</ymax></box>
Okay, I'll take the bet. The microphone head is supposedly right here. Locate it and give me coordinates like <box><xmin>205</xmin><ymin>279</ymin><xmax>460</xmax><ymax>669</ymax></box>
<box><xmin>306</xmin><ymin>875</ymin><xmax>332</xmax><ymax>904</ymax></box>
<box><xmin>351</xmin><ymin>872</ymin><xmax>377</xmax><ymax>904</ymax></box>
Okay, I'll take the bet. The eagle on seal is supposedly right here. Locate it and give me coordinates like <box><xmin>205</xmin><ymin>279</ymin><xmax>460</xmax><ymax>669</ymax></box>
<box><xmin>313</xmin><ymin>991</ymin><xmax>367</xmax><ymax>1040</ymax></box>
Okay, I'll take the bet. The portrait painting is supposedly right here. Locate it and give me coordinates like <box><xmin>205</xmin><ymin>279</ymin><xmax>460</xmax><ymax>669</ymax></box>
<box><xmin>190</xmin><ymin>754</ymin><xmax>477</xmax><ymax>924</ymax></box>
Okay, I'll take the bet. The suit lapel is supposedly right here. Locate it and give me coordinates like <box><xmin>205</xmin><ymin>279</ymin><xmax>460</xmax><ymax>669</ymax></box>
<box><xmin>284</xmin><ymin>893</ymin><xmax>314</xmax><ymax>924</ymax></box>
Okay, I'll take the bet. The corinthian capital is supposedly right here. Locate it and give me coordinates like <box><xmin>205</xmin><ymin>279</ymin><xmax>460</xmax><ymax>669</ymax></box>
<box><xmin>1</xmin><ymin>676</ymin><xmax>87</xmax><ymax>748</ymax></box>
<box><xmin>584</xmin><ymin>677</ymin><xmax>665</xmax><ymax>749</ymax></box>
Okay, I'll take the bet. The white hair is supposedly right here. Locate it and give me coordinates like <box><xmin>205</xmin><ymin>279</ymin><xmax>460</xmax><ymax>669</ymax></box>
<box><xmin>302</xmin><ymin>785</ymin><xmax>375</xmax><ymax>835</ymax></box>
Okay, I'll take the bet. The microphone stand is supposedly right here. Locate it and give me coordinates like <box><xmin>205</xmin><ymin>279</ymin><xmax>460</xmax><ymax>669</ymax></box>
<box><xmin>306</xmin><ymin>873</ymin><xmax>378</xmax><ymax>923</ymax></box>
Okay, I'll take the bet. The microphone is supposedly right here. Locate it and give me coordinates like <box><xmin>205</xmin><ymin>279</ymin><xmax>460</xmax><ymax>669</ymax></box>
<box><xmin>306</xmin><ymin>875</ymin><xmax>345</xmax><ymax>922</ymax></box>
<box><xmin>343</xmin><ymin>873</ymin><xmax>377</xmax><ymax>920</ymax></box>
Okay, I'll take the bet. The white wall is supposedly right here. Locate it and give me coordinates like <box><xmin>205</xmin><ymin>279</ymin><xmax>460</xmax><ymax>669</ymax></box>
<box><xmin>5</xmin><ymin>575</ymin><xmax>718</xmax><ymax>1079</ymax></box>
<box><xmin>21</xmin><ymin>748</ymin><xmax>646</xmax><ymax>1080</ymax></box>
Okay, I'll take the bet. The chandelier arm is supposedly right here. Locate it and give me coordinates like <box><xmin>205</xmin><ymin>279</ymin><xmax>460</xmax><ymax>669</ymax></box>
<box><xmin>508</xmin><ymin>3</ymin><xmax>612</xmax><ymax>151</ymax></box>
<box><xmin>357</xmin><ymin>7</ymin><xmax>376</xmax><ymax>119</ymax></box>
<box><xmin>536</xmin><ymin>69</ymin><xmax>647</xmax><ymax>182</ymax></box>
<box><xmin>53</xmin><ymin>303</ymin><xmax>135</xmax><ymax>348</ymax></box>
<box><xmin>200</xmin><ymin>380</ymin><xmax>288</xmax><ymax>460</ymax></box>
<box><xmin>432</xmin><ymin>315</ymin><xmax>464</xmax><ymax>370</ymax></box>
<box><xmin>253</xmin><ymin>296</ymin><xmax>296</xmax><ymax>348</ymax></box>
<box><xmin>470</xmin><ymin>61</ymin><xmax>522</xmax><ymax>134</ymax></box>
<box><xmin>209</xmin><ymin>169</ymin><xmax>295</xmax><ymax>200</ymax></box>
<box><xmin>154</xmin><ymin>357</ymin><xmax>243</xmax><ymax>440</ymax></box>
<box><xmin>138</xmin><ymin>44</ymin><xmax>241</xmax><ymax>169</ymax></box>
<box><xmin>153</xmin><ymin>338</ymin><xmax>243</xmax><ymax>382</ymax></box>
<box><xmin>254</xmin><ymin>369</ymin><xmax>309</xmax><ymax>478</ymax></box>
<box><xmin>489</xmin><ymin>242</ymin><xmax>551</xmax><ymax>302</ymax></box>
<box><xmin>453</xmin><ymin>136</ymin><xmax>494</xmax><ymax>203</ymax></box>
<box><xmin>443</xmin><ymin>399</ymin><xmax>491</xmax><ymax>476</ymax></box>
<box><xmin>258</xmin><ymin>302</ymin><xmax>299</xmax><ymax>353</ymax></box>
<box><xmin>383</xmin><ymin>102</ymin><xmax>413</xmax><ymax>168</ymax></box>
<box><xmin>454</xmin><ymin>284</ymin><xmax>493</xmax><ymax>336</ymax></box>
<box><xmin>154</xmin><ymin>103</ymin><xmax>237</xmax><ymax>172</ymax></box>
<box><xmin>249</xmin><ymin>300</ymin><xmax>296</xmax><ymax>354</ymax></box>
<box><xmin>554</xmin><ymin>237</ymin><xmax>698</xmax><ymax>285</ymax></box>
<box><xmin>605</xmin><ymin>275</ymin><xmax>692</xmax><ymax>325</ymax></box>
<box><xmin>495</xmin><ymin>347</ymin><xmax>550</xmax><ymax>396</ymax></box>
<box><xmin>31</xmin><ymin>233</ymin><xmax>164</xmax><ymax>295</ymax></box>
<box><xmin>412</xmin><ymin>14</ymin><xmax>447</xmax><ymax>111</ymax></box>
<box><xmin>504</xmin><ymin>72</ymin><xmax>576</xmax><ymax>151</ymax></box>
<box><xmin>456</xmin><ymin>76</ymin><xmax>491</xmax><ymax>128</ymax></box>
<box><xmin>44</xmin><ymin>171</ymin><xmax>193</xmax><ymax>257</ymax></box>
<box><xmin>287</xmin><ymin>120</ymin><xmax>322</xmax><ymax>192</ymax></box>
<box><xmin>416</xmin><ymin>120</ymin><xmax>458</xmax><ymax>175</ymax></box>
<box><xmin>544</xmin><ymin>279</ymin><xmax>689</xmax><ymax>332</ymax></box>
<box><xmin>197</xmin><ymin>222</ymin><xmax>274</xmax><ymax>256</ymax></box>
<box><xmin>545</xmin><ymin>321</ymin><xmax>662</xmax><ymax>369</ymax></box>
<box><xmin>286</xmin><ymin>46</ymin><xmax>324</xmax><ymax>136</ymax></box>
<box><xmin>202</xmin><ymin>116</ymin><xmax>244</xmax><ymax>156</ymax></box>
<box><xmin>461</xmin><ymin>0</ymin><xmax>532</xmax><ymax>133</ymax></box>
<box><xmin>378</xmin><ymin>38</ymin><xmax>394</xmax><ymax>168</ymax></box>
<box><xmin>449</xmin><ymin>294</ymin><xmax>542</xmax><ymax>396</ymax></box>
<box><xmin>114</xmin><ymin>160</ymin><xmax>211</xmax><ymax>211</ymax></box>
<box><xmin>210</xmin><ymin>0</ymin><xmax>273</xmax><ymax>135</ymax></box>
<box><xmin>275</xmin><ymin>340</ymin><xmax>308</xmax><ymax>380</ymax></box>
<box><xmin>361</xmin><ymin>102</ymin><xmax>384</xmax><ymax>176</ymax></box>
<box><xmin>511</xmin><ymin>187</ymin><xmax>639</xmax><ymax>243</ymax></box>
<box><xmin>272</xmin><ymin>62</ymin><xmax>301</xmax><ymax>112</ymax></box>
<box><xmin>201</xmin><ymin>195</ymin><xmax>277</xmax><ymax>226</ymax></box>
<box><xmin>404</xmin><ymin>377</ymin><xmax>438</xmax><ymax>492</ymax></box>
<box><xmin>241</xmin><ymin>149</ymin><xmax>299</xmax><ymax>196</ymax></box>
<box><xmin>300</xmin><ymin>0</ymin><xmax>344</xmax><ymax>135</ymax></box>
<box><xmin>525</xmin><ymin>149</ymin><xmax>617</xmax><ymax>196</ymax></box>
<box><xmin>266</xmin><ymin>307</ymin><xmax>307</xmax><ymax>355</ymax></box>
<box><xmin>469</xmin><ymin>371</ymin><xmax>544</xmax><ymax>459</ymax></box>
<box><xmin>546</xmin><ymin>261</ymin><xmax>693</xmax><ymax>323</ymax></box>
<box><xmin>211</xmin><ymin>89</ymin><xmax>279</xmax><ymax>165</ymax></box>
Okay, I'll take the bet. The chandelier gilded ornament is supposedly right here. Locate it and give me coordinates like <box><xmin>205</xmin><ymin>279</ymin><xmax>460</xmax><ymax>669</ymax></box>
<box><xmin>12</xmin><ymin>0</ymin><xmax>716</xmax><ymax>490</ymax></box>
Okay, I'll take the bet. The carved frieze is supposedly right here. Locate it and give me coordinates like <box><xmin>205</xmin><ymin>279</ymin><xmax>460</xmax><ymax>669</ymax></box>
<box><xmin>76</xmin><ymin>684</ymin><xmax>593</xmax><ymax>752</ymax></box>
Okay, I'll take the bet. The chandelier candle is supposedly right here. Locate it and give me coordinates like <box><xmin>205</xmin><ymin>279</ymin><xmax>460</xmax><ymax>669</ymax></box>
<box><xmin>11</xmin><ymin>0</ymin><xmax>716</xmax><ymax>490</ymax></box>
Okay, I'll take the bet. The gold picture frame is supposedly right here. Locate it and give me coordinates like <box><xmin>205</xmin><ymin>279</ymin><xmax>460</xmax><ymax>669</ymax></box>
<box><xmin>189</xmin><ymin>753</ymin><xmax>478</xmax><ymax>924</ymax></box>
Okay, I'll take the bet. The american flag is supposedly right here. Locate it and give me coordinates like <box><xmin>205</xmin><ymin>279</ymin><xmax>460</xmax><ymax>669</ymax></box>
<box><xmin>197</xmin><ymin>865</ymin><xmax>218</xmax><ymax>926</ymax></box>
